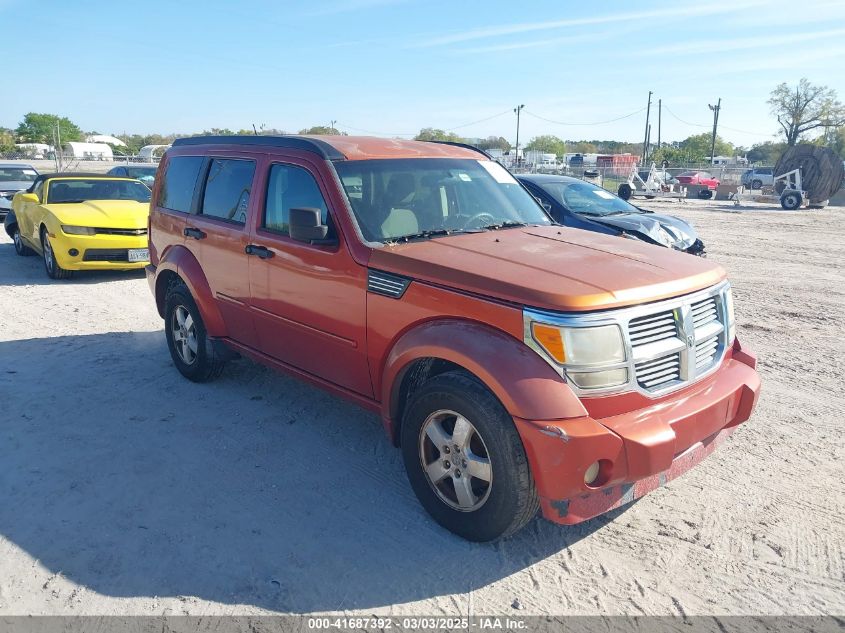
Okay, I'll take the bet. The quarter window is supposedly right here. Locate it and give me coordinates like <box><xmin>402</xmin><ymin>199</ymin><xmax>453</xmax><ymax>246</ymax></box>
<box><xmin>159</xmin><ymin>156</ymin><xmax>204</xmax><ymax>213</ymax></box>
<box><xmin>263</xmin><ymin>164</ymin><xmax>329</xmax><ymax>235</ymax></box>
<box><xmin>200</xmin><ymin>159</ymin><xmax>256</xmax><ymax>224</ymax></box>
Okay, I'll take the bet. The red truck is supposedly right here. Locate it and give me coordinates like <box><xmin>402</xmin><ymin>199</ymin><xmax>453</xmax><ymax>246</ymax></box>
<box><xmin>146</xmin><ymin>135</ymin><xmax>760</xmax><ymax>541</ymax></box>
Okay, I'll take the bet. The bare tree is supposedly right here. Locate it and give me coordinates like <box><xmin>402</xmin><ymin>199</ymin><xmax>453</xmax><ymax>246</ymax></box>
<box><xmin>768</xmin><ymin>78</ymin><xmax>845</xmax><ymax>146</ymax></box>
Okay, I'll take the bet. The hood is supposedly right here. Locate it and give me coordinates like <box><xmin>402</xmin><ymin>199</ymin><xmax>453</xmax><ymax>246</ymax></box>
<box><xmin>585</xmin><ymin>212</ymin><xmax>698</xmax><ymax>250</ymax></box>
<box><xmin>369</xmin><ymin>225</ymin><xmax>724</xmax><ymax>312</ymax></box>
<box><xmin>44</xmin><ymin>200</ymin><xmax>150</xmax><ymax>229</ymax></box>
<box><xmin>0</xmin><ymin>181</ymin><xmax>33</xmax><ymax>194</ymax></box>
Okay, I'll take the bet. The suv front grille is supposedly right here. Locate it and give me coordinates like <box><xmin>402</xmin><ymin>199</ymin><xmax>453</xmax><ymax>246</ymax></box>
<box><xmin>626</xmin><ymin>288</ymin><xmax>728</xmax><ymax>394</ymax></box>
<box><xmin>525</xmin><ymin>282</ymin><xmax>731</xmax><ymax>398</ymax></box>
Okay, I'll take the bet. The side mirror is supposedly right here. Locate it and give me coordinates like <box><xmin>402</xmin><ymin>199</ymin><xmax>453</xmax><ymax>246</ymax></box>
<box><xmin>18</xmin><ymin>192</ymin><xmax>39</xmax><ymax>204</ymax></box>
<box><xmin>289</xmin><ymin>207</ymin><xmax>332</xmax><ymax>244</ymax></box>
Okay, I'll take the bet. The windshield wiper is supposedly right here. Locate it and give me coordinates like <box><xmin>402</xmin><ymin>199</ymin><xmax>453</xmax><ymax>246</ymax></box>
<box><xmin>480</xmin><ymin>220</ymin><xmax>531</xmax><ymax>231</ymax></box>
<box><xmin>389</xmin><ymin>228</ymin><xmax>479</xmax><ymax>243</ymax></box>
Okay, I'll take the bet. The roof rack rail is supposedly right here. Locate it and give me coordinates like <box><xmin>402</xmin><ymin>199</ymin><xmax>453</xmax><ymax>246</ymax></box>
<box><xmin>171</xmin><ymin>135</ymin><xmax>346</xmax><ymax>160</ymax></box>
<box><xmin>423</xmin><ymin>140</ymin><xmax>492</xmax><ymax>160</ymax></box>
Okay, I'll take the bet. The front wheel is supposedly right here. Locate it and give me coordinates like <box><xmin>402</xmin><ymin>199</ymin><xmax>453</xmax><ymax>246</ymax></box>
<box><xmin>164</xmin><ymin>280</ymin><xmax>226</xmax><ymax>382</ymax></box>
<box><xmin>41</xmin><ymin>229</ymin><xmax>72</xmax><ymax>279</ymax></box>
<box><xmin>401</xmin><ymin>371</ymin><xmax>538</xmax><ymax>541</ymax></box>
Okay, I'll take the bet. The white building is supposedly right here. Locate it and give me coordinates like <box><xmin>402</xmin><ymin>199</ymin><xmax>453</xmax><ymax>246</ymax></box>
<box><xmin>64</xmin><ymin>142</ymin><xmax>113</xmax><ymax>160</ymax></box>
<box><xmin>86</xmin><ymin>134</ymin><xmax>127</xmax><ymax>147</ymax></box>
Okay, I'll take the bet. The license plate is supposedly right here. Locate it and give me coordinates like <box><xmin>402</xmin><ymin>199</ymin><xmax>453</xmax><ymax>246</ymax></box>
<box><xmin>128</xmin><ymin>248</ymin><xmax>149</xmax><ymax>262</ymax></box>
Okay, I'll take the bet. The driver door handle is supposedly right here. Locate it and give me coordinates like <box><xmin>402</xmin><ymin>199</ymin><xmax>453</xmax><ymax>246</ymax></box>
<box><xmin>184</xmin><ymin>227</ymin><xmax>206</xmax><ymax>240</ymax></box>
<box><xmin>245</xmin><ymin>244</ymin><xmax>274</xmax><ymax>259</ymax></box>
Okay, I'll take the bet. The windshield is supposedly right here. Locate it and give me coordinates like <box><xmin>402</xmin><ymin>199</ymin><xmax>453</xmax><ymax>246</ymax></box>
<box><xmin>0</xmin><ymin>167</ymin><xmax>38</xmax><ymax>184</ymax></box>
<box><xmin>125</xmin><ymin>167</ymin><xmax>157</xmax><ymax>179</ymax></box>
<box><xmin>47</xmin><ymin>179</ymin><xmax>152</xmax><ymax>204</ymax></box>
<box><xmin>542</xmin><ymin>180</ymin><xmax>639</xmax><ymax>217</ymax></box>
<box><xmin>334</xmin><ymin>158</ymin><xmax>551</xmax><ymax>242</ymax></box>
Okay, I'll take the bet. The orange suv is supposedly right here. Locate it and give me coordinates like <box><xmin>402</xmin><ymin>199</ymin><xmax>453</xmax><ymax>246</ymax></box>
<box><xmin>146</xmin><ymin>136</ymin><xmax>760</xmax><ymax>541</ymax></box>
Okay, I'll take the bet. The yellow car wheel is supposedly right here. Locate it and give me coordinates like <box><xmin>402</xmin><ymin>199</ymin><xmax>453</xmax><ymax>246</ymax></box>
<box><xmin>41</xmin><ymin>229</ymin><xmax>73</xmax><ymax>280</ymax></box>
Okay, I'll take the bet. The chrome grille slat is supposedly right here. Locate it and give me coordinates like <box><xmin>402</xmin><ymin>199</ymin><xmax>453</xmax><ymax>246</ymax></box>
<box><xmin>524</xmin><ymin>281</ymin><xmax>731</xmax><ymax>397</ymax></box>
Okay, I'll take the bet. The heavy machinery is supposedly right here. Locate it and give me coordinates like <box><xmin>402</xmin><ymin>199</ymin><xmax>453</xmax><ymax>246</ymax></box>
<box><xmin>617</xmin><ymin>163</ymin><xmax>687</xmax><ymax>201</ymax></box>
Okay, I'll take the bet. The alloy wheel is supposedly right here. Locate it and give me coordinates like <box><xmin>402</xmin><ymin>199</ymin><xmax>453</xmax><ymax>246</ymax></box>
<box><xmin>418</xmin><ymin>409</ymin><xmax>492</xmax><ymax>512</ymax></box>
<box><xmin>171</xmin><ymin>305</ymin><xmax>198</xmax><ymax>365</ymax></box>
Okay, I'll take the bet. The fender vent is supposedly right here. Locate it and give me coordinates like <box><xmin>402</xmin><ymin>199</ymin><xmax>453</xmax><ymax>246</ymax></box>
<box><xmin>368</xmin><ymin>270</ymin><xmax>410</xmax><ymax>299</ymax></box>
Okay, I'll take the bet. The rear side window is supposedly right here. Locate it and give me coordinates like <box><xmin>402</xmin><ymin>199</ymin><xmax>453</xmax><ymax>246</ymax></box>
<box><xmin>263</xmin><ymin>163</ymin><xmax>328</xmax><ymax>235</ymax></box>
<box><xmin>159</xmin><ymin>156</ymin><xmax>203</xmax><ymax>212</ymax></box>
<box><xmin>200</xmin><ymin>159</ymin><xmax>255</xmax><ymax>224</ymax></box>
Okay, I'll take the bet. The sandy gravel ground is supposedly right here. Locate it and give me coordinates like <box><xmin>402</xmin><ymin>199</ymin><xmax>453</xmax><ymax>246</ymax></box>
<box><xmin>0</xmin><ymin>199</ymin><xmax>843</xmax><ymax>618</ymax></box>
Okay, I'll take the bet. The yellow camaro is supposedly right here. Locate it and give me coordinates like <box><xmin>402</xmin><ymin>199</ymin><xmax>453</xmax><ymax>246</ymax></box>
<box><xmin>6</xmin><ymin>173</ymin><xmax>152</xmax><ymax>279</ymax></box>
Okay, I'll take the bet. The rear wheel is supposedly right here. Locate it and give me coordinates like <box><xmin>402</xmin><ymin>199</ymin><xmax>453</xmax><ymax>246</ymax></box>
<box><xmin>781</xmin><ymin>191</ymin><xmax>802</xmax><ymax>210</ymax></box>
<box><xmin>401</xmin><ymin>371</ymin><xmax>539</xmax><ymax>542</ymax></box>
<box><xmin>41</xmin><ymin>229</ymin><xmax>72</xmax><ymax>279</ymax></box>
<box><xmin>751</xmin><ymin>179</ymin><xmax>762</xmax><ymax>190</ymax></box>
<box><xmin>164</xmin><ymin>280</ymin><xmax>226</xmax><ymax>382</ymax></box>
<box><xmin>12</xmin><ymin>226</ymin><xmax>34</xmax><ymax>256</ymax></box>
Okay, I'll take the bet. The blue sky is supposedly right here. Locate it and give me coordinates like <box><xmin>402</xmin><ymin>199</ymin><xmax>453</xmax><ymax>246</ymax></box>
<box><xmin>2</xmin><ymin>0</ymin><xmax>844</xmax><ymax>147</ymax></box>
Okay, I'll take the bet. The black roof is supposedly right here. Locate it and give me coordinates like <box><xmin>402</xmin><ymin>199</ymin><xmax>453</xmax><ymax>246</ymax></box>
<box><xmin>424</xmin><ymin>140</ymin><xmax>492</xmax><ymax>159</ymax></box>
<box><xmin>517</xmin><ymin>174</ymin><xmax>581</xmax><ymax>185</ymax></box>
<box><xmin>26</xmin><ymin>172</ymin><xmax>140</xmax><ymax>192</ymax></box>
<box><xmin>171</xmin><ymin>135</ymin><xmax>346</xmax><ymax>160</ymax></box>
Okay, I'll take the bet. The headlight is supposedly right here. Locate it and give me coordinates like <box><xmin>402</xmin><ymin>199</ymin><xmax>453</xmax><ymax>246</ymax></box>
<box><xmin>61</xmin><ymin>225</ymin><xmax>96</xmax><ymax>235</ymax></box>
<box><xmin>724</xmin><ymin>285</ymin><xmax>736</xmax><ymax>343</ymax></box>
<box><xmin>527</xmin><ymin>320</ymin><xmax>628</xmax><ymax>391</ymax></box>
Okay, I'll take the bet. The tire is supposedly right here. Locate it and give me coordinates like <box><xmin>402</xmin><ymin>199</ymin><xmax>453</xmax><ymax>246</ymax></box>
<box><xmin>164</xmin><ymin>280</ymin><xmax>226</xmax><ymax>382</ymax></box>
<box><xmin>12</xmin><ymin>225</ymin><xmax>34</xmax><ymax>256</ymax></box>
<box><xmin>697</xmin><ymin>189</ymin><xmax>713</xmax><ymax>200</ymax></box>
<box><xmin>617</xmin><ymin>184</ymin><xmax>633</xmax><ymax>200</ymax></box>
<box><xmin>781</xmin><ymin>191</ymin><xmax>802</xmax><ymax>211</ymax></box>
<box><xmin>751</xmin><ymin>179</ymin><xmax>762</xmax><ymax>190</ymax></box>
<box><xmin>400</xmin><ymin>371</ymin><xmax>539</xmax><ymax>542</ymax></box>
<box><xmin>41</xmin><ymin>228</ymin><xmax>72</xmax><ymax>279</ymax></box>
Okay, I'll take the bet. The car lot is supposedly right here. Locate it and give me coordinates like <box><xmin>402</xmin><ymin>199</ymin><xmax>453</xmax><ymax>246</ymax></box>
<box><xmin>0</xmin><ymin>198</ymin><xmax>843</xmax><ymax>617</ymax></box>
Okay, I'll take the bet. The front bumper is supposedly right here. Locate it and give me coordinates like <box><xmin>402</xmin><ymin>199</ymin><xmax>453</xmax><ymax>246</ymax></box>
<box><xmin>49</xmin><ymin>231</ymin><xmax>149</xmax><ymax>271</ymax></box>
<box><xmin>514</xmin><ymin>338</ymin><xmax>760</xmax><ymax>525</ymax></box>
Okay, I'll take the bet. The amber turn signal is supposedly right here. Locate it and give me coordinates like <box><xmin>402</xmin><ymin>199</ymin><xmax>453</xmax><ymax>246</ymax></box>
<box><xmin>531</xmin><ymin>323</ymin><xmax>566</xmax><ymax>364</ymax></box>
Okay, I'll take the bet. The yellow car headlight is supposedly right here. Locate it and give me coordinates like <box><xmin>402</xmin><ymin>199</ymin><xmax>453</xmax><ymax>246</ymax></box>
<box><xmin>62</xmin><ymin>225</ymin><xmax>96</xmax><ymax>235</ymax></box>
<box><xmin>527</xmin><ymin>318</ymin><xmax>628</xmax><ymax>391</ymax></box>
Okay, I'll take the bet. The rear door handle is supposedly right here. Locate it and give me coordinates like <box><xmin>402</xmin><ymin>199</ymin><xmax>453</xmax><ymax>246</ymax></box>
<box><xmin>184</xmin><ymin>227</ymin><xmax>206</xmax><ymax>240</ymax></box>
<box><xmin>245</xmin><ymin>244</ymin><xmax>274</xmax><ymax>259</ymax></box>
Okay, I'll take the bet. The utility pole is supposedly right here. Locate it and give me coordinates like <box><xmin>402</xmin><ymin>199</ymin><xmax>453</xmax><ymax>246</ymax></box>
<box><xmin>641</xmin><ymin>91</ymin><xmax>652</xmax><ymax>163</ymax></box>
<box><xmin>708</xmin><ymin>98</ymin><xmax>721</xmax><ymax>166</ymax></box>
<box><xmin>657</xmin><ymin>99</ymin><xmax>662</xmax><ymax>150</ymax></box>
<box><xmin>646</xmin><ymin>124</ymin><xmax>652</xmax><ymax>164</ymax></box>
<box><xmin>514</xmin><ymin>104</ymin><xmax>525</xmax><ymax>167</ymax></box>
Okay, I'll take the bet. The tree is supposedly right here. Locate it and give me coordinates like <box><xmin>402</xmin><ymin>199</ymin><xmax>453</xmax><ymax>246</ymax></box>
<box><xmin>746</xmin><ymin>141</ymin><xmax>786</xmax><ymax>165</ymax></box>
<box><xmin>413</xmin><ymin>128</ymin><xmax>465</xmax><ymax>142</ymax></box>
<box><xmin>16</xmin><ymin>113</ymin><xmax>83</xmax><ymax>144</ymax></box>
<box><xmin>524</xmin><ymin>135</ymin><xmax>566</xmax><ymax>157</ymax></box>
<box><xmin>768</xmin><ymin>78</ymin><xmax>845</xmax><ymax>146</ymax></box>
<box><xmin>298</xmin><ymin>125</ymin><xmax>344</xmax><ymax>135</ymax></box>
<box><xmin>678</xmin><ymin>132</ymin><xmax>733</xmax><ymax>162</ymax></box>
<box><xmin>475</xmin><ymin>136</ymin><xmax>511</xmax><ymax>152</ymax></box>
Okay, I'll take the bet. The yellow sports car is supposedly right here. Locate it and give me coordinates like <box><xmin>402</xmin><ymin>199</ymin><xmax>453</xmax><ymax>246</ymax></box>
<box><xmin>5</xmin><ymin>172</ymin><xmax>152</xmax><ymax>279</ymax></box>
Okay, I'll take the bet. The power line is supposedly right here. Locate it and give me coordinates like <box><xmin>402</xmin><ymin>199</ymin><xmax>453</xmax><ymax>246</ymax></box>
<box><xmin>523</xmin><ymin>107</ymin><xmax>646</xmax><ymax>126</ymax></box>
<box><xmin>449</xmin><ymin>109</ymin><xmax>512</xmax><ymax>130</ymax></box>
<box><xmin>335</xmin><ymin>109</ymin><xmax>512</xmax><ymax>138</ymax></box>
<box><xmin>663</xmin><ymin>105</ymin><xmax>770</xmax><ymax>136</ymax></box>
